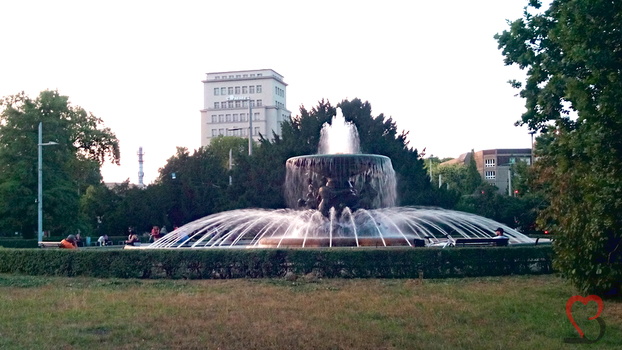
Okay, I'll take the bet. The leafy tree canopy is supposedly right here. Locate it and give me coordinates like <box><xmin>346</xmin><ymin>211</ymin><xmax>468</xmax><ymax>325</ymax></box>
<box><xmin>496</xmin><ymin>0</ymin><xmax>622</xmax><ymax>295</ymax></box>
<box><xmin>0</xmin><ymin>90</ymin><xmax>120</xmax><ymax>237</ymax></box>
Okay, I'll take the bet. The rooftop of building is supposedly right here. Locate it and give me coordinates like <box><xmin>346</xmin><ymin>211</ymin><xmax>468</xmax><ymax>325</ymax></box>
<box><xmin>203</xmin><ymin>69</ymin><xmax>286</xmax><ymax>84</ymax></box>
<box><xmin>440</xmin><ymin>148</ymin><xmax>532</xmax><ymax>166</ymax></box>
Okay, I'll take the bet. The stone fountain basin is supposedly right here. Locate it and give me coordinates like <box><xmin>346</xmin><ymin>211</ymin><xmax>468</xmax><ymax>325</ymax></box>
<box><xmin>286</xmin><ymin>154</ymin><xmax>392</xmax><ymax>179</ymax></box>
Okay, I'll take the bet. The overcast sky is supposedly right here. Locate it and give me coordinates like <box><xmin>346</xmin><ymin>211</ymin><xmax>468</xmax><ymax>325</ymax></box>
<box><xmin>1</xmin><ymin>0</ymin><xmax>532</xmax><ymax>185</ymax></box>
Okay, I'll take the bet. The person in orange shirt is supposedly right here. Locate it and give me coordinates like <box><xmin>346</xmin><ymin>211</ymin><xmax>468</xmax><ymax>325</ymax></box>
<box><xmin>59</xmin><ymin>235</ymin><xmax>77</xmax><ymax>249</ymax></box>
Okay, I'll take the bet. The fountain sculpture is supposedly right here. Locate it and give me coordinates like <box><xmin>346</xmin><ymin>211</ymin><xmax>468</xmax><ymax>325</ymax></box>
<box><xmin>147</xmin><ymin>109</ymin><xmax>535</xmax><ymax>248</ymax></box>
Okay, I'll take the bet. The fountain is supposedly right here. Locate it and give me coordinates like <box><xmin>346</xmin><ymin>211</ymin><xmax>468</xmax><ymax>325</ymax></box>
<box><xmin>147</xmin><ymin>109</ymin><xmax>535</xmax><ymax>248</ymax></box>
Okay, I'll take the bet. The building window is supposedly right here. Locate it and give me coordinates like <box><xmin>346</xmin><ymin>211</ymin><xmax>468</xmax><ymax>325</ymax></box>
<box><xmin>211</xmin><ymin>115</ymin><xmax>217</xmax><ymax>123</ymax></box>
<box><xmin>226</xmin><ymin>114</ymin><xmax>231</xmax><ymax>122</ymax></box>
<box><xmin>256</xmin><ymin>99</ymin><xmax>262</xmax><ymax>106</ymax></box>
<box><xmin>249</xmin><ymin>86</ymin><xmax>255</xmax><ymax>94</ymax></box>
<box><xmin>250</xmin><ymin>100</ymin><xmax>255</xmax><ymax>107</ymax></box>
<box><xmin>218</xmin><ymin>114</ymin><xmax>224</xmax><ymax>122</ymax></box>
<box><xmin>220</xmin><ymin>87</ymin><xmax>226</xmax><ymax>95</ymax></box>
<box><xmin>236</xmin><ymin>75</ymin><xmax>241</xmax><ymax>78</ymax></box>
<box><xmin>211</xmin><ymin>129</ymin><xmax>217</xmax><ymax>137</ymax></box>
<box><xmin>243</xmin><ymin>74</ymin><xmax>248</xmax><ymax>78</ymax></box>
<box><xmin>235</xmin><ymin>100</ymin><xmax>241</xmax><ymax>108</ymax></box>
<box><xmin>485</xmin><ymin>171</ymin><xmax>496</xmax><ymax>180</ymax></box>
<box><xmin>485</xmin><ymin>159</ymin><xmax>496</xmax><ymax>168</ymax></box>
<box><xmin>235</xmin><ymin>86</ymin><xmax>240</xmax><ymax>94</ymax></box>
<box><xmin>227</xmin><ymin>101</ymin><xmax>233</xmax><ymax>108</ymax></box>
<box><xmin>254</xmin><ymin>127</ymin><xmax>260</xmax><ymax>135</ymax></box>
<box><xmin>256</xmin><ymin>85</ymin><xmax>262</xmax><ymax>93</ymax></box>
<box><xmin>233</xmin><ymin>113</ymin><xmax>238</xmax><ymax>122</ymax></box>
<box><xmin>218</xmin><ymin>128</ymin><xmax>224</xmax><ymax>135</ymax></box>
<box><xmin>254</xmin><ymin>112</ymin><xmax>260</xmax><ymax>120</ymax></box>
<box><xmin>214</xmin><ymin>102</ymin><xmax>220</xmax><ymax>109</ymax></box>
<box><xmin>240</xmin><ymin>113</ymin><xmax>246</xmax><ymax>122</ymax></box>
<box><xmin>214</xmin><ymin>88</ymin><xmax>219</xmax><ymax>96</ymax></box>
<box><xmin>242</xmin><ymin>86</ymin><xmax>248</xmax><ymax>94</ymax></box>
<box><xmin>227</xmin><ymin>87</ymin><xmax>233</xmax><ymax>95</ymax></box>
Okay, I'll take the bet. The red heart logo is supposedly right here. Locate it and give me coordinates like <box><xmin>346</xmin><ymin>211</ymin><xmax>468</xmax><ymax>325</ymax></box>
<box><xmin>565</xmin><ymin>295</ymin><xmax>604</xmax><ymax>338</ymax></box>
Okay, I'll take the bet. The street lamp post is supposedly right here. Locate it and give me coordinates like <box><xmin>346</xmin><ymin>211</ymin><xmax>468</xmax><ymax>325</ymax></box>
<box><xmin>38</xmin><ymin>122</ymin><xmax>58</xmax><ymax>243</ymax></box>
<box><xmin>528</xmin><ymin>131</ymin><xmax>536</xmax><ymax>165</ymax></box>
<box><xmin>229</xmin><ymin>148</ymin><xmax>232</xmax><ymax>186</ymax></box>
<box><xmin>429</xmin><ymin>154</ymin><xmax>433</xmax><ymax>182</ymax></box>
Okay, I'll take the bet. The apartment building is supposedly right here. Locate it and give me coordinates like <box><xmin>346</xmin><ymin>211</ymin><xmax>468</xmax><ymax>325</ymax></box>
<box><xmin>200</xmin><ymin>69</ymin><xmax>291</xmax><ymax>147</ymax></box>
<box><xmin>441</xmin><ymin>148</ymin><xmax>532</xmax><ymax>194</ymax></box>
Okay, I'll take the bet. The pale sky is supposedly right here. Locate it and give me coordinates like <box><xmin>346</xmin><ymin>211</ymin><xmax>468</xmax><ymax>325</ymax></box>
<box><xmin>1</xmin><ymin>0</ymin><xmax>532</xmax><ymax>185</ymax></box>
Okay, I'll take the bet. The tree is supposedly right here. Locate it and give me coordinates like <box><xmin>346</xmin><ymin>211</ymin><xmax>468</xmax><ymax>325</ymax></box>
<box><xmin>496</xmin><ymin>0</ymin><xmax>622</xmax><ymax>295</ymax></box>
<box><xmin>155</xmin><ymin>146</ymin><xmax>230</xmax><ymax>225</ymax></box>
<box><xmin>0</xmin><ymin>90</ymin><xmax>120</xmax><ymax>237</ymax></box>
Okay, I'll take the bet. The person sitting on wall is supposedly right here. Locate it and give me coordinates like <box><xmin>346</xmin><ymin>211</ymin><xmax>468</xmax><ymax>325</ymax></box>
<box><xmin>493</xmin><ymin>227</ymin><xmax>510</xmax><ymax>246</ymax></box>
<box><xmin>97</xmin><ymin>234</ymin><xmax>111</xmax><ymax>246</ymax></box>
<box><xmin>149</xmin><ymin>226</ymin><xmax>161</xmax><ymax>242</ymax></box>
<box><xmin>59</xmin><ymin>235</ymin><xmax>78</xmax><ymax>249</ymax></box>
<box><xmin>125</xmin><ymin>230</ymin><xmax>140</xmax><ymax>246</ymax></box>
<box><xmin>493</xmin><ymin>227</ymin><xmax>508</xmax><ymax>239</ymax></box>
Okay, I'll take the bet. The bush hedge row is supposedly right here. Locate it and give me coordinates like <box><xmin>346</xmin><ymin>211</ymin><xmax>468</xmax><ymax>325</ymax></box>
<box><xmin>0</xmin><ymin>239</ymin><xmax>38</xmax><ymax>249</ymax></box>
<box><xmin>0</xmin><ymin>246</ymin><xmax>554</xmax><ymax>279</ymax></box>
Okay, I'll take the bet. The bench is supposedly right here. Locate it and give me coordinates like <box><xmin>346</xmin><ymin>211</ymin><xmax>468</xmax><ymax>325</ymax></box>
<box><xmin>454</xmin><ymin>238</ymin><xmax>509</xmax><ymax>247</ymax></box>
<box><xmin>38</xmin><ymin>241</ymin><xmax>62</xmax><ymax>248</ymax></box>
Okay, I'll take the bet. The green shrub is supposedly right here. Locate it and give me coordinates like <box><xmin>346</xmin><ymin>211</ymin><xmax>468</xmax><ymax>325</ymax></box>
<box><xmin>0</xmin><ymin>239</ymin><xmax>38</xmax><ymax>248</ymax></box>
<box><xmin>0</xmin><ymin>246</ymin><xmax>553</xmax><ymax>279</ymax></box>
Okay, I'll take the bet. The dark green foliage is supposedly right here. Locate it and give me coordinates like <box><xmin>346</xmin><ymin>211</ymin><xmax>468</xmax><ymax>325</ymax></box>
<box><xmin>0</xmin><ymin>90</ymin><xmax>120</xmax><ymax>237</ymax></box>
<box><xmin>155</xmin><ymin>146</ymin><xmax>230</xmax><ymax>224</ymax></box>
<box><xmin>0</xmin><ymin>239</ymin><xmax>38</xmax><ymax>248</ymax></box>
<box><xmin>496</xmin><ymin>0</ymin><xmax>622</xmax><ymax>295</ymax></box>
<box><xmin>0</xmin><ymin>246</ymin><xmax>553</xmax><ymax>279</ymax></box>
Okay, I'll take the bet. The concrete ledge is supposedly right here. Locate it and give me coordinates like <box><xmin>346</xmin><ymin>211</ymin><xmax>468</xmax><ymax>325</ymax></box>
<box><xmin>38</xmin><ymin>241</ymin><xmax>61</xmax><ymax>248</ymax></box>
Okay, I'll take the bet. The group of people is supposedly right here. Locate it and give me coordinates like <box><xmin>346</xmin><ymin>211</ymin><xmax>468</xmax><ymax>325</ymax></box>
<box><xmin>125</xmin><ymin>225</ymin><xmax>169</xmax><ymax>245</ymax></box>
<box><xmin>57</xmin><ymin>225</ymin><xmax>171</xmax><ymax>248</ymax></box>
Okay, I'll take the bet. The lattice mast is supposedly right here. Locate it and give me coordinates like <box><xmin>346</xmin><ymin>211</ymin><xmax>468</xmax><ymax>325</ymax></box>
<box><xmin>138</xmin><ymin>147</ymin><xmax>145</xmax><ymax>188</ymax></box>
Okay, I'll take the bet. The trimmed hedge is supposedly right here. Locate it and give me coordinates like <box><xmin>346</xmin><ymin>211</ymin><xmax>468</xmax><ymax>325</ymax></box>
<box><xmin>0</xmin><ymin>239</ymin><xmax>38</xmax><ymax>249</ymax></box>
<box><xmin>0</xmin><ymin>246</ymin><xmax>554</xmax><ymax>279</ymax></box>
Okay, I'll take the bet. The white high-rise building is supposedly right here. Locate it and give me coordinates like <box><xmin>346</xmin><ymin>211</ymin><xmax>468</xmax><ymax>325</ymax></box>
<box><xmin>200</xmin><ymin>69</ymin><xmax>291</xmax><ymax>147</ymax></box>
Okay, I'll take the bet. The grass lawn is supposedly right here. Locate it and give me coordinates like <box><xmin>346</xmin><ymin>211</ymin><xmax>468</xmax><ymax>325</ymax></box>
<box><xmin>0</xmin><ymin>274</ymin><xmax>619</xmax><ymax>349</ymax></box>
